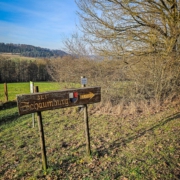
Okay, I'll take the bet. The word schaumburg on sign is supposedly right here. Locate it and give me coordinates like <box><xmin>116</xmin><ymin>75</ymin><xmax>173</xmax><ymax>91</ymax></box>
<box><xmin>17</xmin><ymin>87</ymin><xmax>101</xmax><ymax>115</ymax></box>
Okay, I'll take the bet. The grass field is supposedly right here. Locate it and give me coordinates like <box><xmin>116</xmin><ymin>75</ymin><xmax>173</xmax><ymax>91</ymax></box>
<box><xmin>0</xmin><ymin>82</ymin><xmax>80</xmax><ymax>102</ymax></box>
<box><xmin>0</xmin><ymin>53</ymin><xmax>37</xmax><ymax>61</ymax></box>
<box><xmin>0</xmin><ymin>96</ymin><xmax>180</xmax><ymax>179</ymax></box>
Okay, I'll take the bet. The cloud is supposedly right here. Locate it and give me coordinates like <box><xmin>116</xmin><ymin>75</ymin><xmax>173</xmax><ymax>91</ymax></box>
<box><xmin>0</xmin><ymin>1</ymin><xmax>78</xmax><ymax>23</ymax></box>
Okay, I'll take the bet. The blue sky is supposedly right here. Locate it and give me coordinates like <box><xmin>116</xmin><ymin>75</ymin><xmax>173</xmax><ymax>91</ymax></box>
<box><xmin>0</xmin><ymin>0</ymin><xmax>79</xmax><ymax>49</ymax></box>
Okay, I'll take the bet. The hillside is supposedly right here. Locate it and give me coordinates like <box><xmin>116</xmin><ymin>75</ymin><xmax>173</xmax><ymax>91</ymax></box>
<box><xmin>0</xmin><ymin>43</ymin><xmax>68</xmax><ymax>58</ymax></box>
<box><xmin>0</xmin><ymin>99</ymin><xmax>179</xmax><ymax>179</ymax></box>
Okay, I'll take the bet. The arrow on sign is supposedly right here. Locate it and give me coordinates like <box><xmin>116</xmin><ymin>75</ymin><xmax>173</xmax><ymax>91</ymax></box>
<box><xmin>80</xmin><ymin>92</ymin><xmax>95</xmax><ymax>100</ymax></box>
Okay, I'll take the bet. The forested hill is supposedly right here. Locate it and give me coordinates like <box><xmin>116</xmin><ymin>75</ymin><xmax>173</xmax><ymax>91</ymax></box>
<box><xmin>0</xmin><ymin>43</ymin><xmax>68</xmax><ymax>57</ymax></box>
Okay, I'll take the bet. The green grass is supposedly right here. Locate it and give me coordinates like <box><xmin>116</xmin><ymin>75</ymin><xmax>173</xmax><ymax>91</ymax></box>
<box><xmin>0</xmin><ymin>82</ymin><xmax>80</xmax><ymax>102</ymax></box>
<box><xmin>0</xmin><ymin>103</ymin><xmax>180</xmax><ymax>179</ymax></box>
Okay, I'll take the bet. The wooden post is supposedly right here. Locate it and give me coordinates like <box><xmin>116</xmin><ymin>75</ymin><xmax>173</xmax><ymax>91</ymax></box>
<box><xmin>4</xmin><ymin>83</ymin><xmax>8</xmax><ymax>102</ymax></box>
<box><xmin>81</xmin><ymin>76</ymin><xmax>91</xmax><ymax>155</ymax></box>
<box><xmin>30</xmin><ymin>81</ymin><xmax>35</xmax><ymax>128</ymax></box>
<box><xmin>34</xmin><ymin>86</ymin><xmax>48</xmax><ymax>171</ymax></box>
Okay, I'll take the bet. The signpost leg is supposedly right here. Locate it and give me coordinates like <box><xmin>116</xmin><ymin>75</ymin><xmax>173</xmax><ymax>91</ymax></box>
<box><xmin>84</xmin><ymin>104</ymin><xmax>91</xmax><ymax>155</ymax></box>
<box><xmin>37</xmin><ymin>111</ymin><xmax>48</xmax><ymax>171</ymax></box>
<box><xmin>81</xmin><ymin>76</ymin><xmax>91</xmax><ymax>155</ymax></box>
<box><xmin>34</xmin><ymin>86</ymin><xmax>48</xmax><ymax>171</ymax></box>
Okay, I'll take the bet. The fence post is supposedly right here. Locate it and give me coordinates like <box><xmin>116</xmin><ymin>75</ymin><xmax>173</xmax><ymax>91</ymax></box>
<box><xmin>30</xmin><ymin>81</ymin><xmax>35</xmax><ymax>128</ymax></box>
<box><xmin>4</xmin><ymin>83</ymin><xmax>8</xmax><ymax>102</ymax></box>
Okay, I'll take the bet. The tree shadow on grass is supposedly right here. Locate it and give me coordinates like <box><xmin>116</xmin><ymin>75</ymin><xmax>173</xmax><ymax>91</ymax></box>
<box><xmin>125</xmin><ymin>112</ymin><xmax>180</xmax><ymax>143</ymax></box>
<box><xmin>39</xmin><ymin>112</ymin><xmax>180</xmax><ymax>179</ymax></box>
<box><xmin>97</xmin><ymin>112</ymin><xmax>180</xmax><ymax>156</ymax></box>
<box><xmin>0</xmin><ymin>111</ymin><xmax>19</xmax><ymax>125</ymax></box>
<box><xmin>0</xmin><ymin>101</ymin><xmax>17</xmax><ymax>110</ymax></box>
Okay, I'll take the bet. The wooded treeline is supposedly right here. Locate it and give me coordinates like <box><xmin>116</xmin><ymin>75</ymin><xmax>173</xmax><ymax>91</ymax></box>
<box><xmin>0</xmin><ymin>57</ymin><xmax>51</xmax><ymax>82</ymax></box>
<box><xmin>0</xmin><ymin>43</ymin><xmax>67</xmax><ymax>57</ymax></box>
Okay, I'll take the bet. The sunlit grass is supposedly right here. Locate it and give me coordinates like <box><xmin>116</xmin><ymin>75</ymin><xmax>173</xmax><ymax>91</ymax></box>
<box><xmin>0</xmin><ymin>82</ymin><xmax>80</xmax><ymax>102</ymax></box>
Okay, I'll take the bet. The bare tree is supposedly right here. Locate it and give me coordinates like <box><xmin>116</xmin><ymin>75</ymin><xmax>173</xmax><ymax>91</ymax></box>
<box><xmin>76</xmin><ymin>0</ymin><xmax>180</xmax><ymax>57</ymax></box>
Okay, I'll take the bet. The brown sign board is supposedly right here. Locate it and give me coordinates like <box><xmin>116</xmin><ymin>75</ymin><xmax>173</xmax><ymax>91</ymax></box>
<box><xmin>17</xmin><ymin>87</ymin><xmax>101</xmax><ymax>115</ymax></box>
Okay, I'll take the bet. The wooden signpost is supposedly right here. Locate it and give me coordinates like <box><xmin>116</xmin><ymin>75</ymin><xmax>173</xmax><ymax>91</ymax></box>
<box><xmin>16</xmin><ymin>86</ymin><xmax>101</xmax><ymax>171</ymax></box>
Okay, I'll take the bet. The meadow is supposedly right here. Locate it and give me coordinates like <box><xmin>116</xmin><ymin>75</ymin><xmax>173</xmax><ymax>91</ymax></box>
<box><xmin>0</xmin><ymin>82</ymin><xmax>80</xmax><ymax>102</ymax></box>
<box><xmin>0</xmin><ymin>82</ymin><xmax>180</xmax><ymax>179</ymax></box>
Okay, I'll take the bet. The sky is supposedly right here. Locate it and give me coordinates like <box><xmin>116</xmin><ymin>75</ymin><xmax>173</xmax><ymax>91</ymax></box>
<box><xmin>0</xmin><ymin>0</ymin><xmax>79</xmax><ymax>50</ymax></box>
